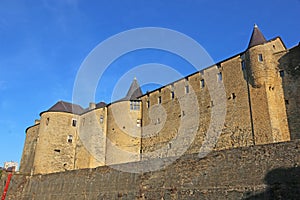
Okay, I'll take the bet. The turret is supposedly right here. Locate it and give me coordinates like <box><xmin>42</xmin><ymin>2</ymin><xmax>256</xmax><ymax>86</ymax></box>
<box><xmin>244</xmin><ymin>25</ymin><xmax>290</xmax><ymax>144</ymax></box>
<box><xmin>245</xmin><ymin>24</ymin><xmax>276</xmax><ymax>87</ymax></box>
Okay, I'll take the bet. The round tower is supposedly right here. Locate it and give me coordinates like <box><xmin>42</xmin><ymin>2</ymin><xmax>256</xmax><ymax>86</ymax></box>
<box><xmin>244</xmin><ymin>25</ymin><xmax>290</xmax><ymax>144</ymax></box>
<box><xmin>245</xmin><ymin>24</ymin><xmax>278</xmax><ymax>88</ymax></box>
<box><xmin>33</xmin><ymin>101</ymin><xmax>81</xmax><ymax>174</ymax></box>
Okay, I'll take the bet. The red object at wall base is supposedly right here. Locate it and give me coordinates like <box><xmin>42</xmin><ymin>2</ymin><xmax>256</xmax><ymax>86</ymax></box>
<box><xmin>1</xmin><ymin>173</ymin><xmax>12</xmax><ymax>200</ymax></box>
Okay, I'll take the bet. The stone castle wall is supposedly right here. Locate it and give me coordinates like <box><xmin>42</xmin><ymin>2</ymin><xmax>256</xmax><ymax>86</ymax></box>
<box><xmin>18</xmin><ymin>38</ymin><xmax>299</xmax><ymax>175</ymax></box>
<box><xmin>279</xmin><ymin>44</ymin><xmax>300</xmax><ymax>140</ymax></box>
<box><xmin>3</xmin><ymin>140</ymin><xmax>300</xmax><ymax>199</ymax></box>
<box><xmin>32</xmin><ymin>112</ymin><xmax>79</xmax><ymax>174</ymax></box>
<box><xmin>19</xmin><ymin>124</ymin><xmax>39</xmax><ymax>174</ymax></box>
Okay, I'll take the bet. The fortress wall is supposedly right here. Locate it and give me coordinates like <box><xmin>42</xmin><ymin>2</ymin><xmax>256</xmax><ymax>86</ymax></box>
<box><xmin>279</xmin><ymin>44</ymin><xmax>300</xmax><ymax>140</ymax></box>
<box><xmin>75</xmin><ymin>108</ymin><xmax>107</xmax><ymax>169</ymax></box>
<box><xmin>33</xmin><ymin>112</ymin><xmax>79</xmax><ymax>174</ymax></box>
<box><xmin>4</xmin><ymin>139</ymin><xmax>300</xmax><ymax>200</ymax></box>
<box><xmin>141</xmin><ymin>55</ymin><xmax>254</xmax><ymax>159</ymax></box>
<box><xmin>19</xmin><ymin>124</ymin><xmax>40</xmax><ymax>174</ymax></box>
<box><xmin>214</xmin><ymin>56</ymin><xmax>253</xmax><ymax>149</ymax></box>
<box><xmin>106</xmin><ymin>101</ymin><xmax>141</xmax><ymax>165</ymax></box>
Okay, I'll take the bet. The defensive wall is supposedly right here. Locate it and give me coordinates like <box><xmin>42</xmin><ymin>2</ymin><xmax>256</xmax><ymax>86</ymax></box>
<box><xmin>2</xmin><ymin>139</ymin><xmax>300</xmax><ymax>199</ymax></box>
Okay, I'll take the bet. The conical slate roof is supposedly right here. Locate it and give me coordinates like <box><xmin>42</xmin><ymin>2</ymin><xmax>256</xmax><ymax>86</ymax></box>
<box><xmin>248</xmin><ymin>24</ymin><xmax>267</xmax><ymax>48</ymax></box>
<box><xmin>124</xmin><ymin>78</ymin><xmax>143</xmax><ymax>100</ymax></box>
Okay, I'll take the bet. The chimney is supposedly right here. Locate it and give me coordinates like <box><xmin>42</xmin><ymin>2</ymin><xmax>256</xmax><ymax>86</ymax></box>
<box><xmin>89</xmin><ymin>102</ymin><xmax>96</xmax><ymax>110</ymax></box>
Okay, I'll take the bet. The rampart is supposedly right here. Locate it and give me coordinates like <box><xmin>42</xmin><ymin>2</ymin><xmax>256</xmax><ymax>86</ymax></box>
<box><xmin>2</xmin><ymin>139</ymin><xmax>299</xmax><ymax>199</ymax></box>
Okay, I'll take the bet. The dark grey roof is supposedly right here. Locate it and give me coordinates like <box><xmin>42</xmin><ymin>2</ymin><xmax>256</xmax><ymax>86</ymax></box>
<box><xmin>96</xmin><ymin>102</ymin><xmax>107</xmax><ymax>108</ymax></box>
<box><xmin>123</xmin><ymin>78</ymin><xmax>143</xmax><ymax>100</ymax></box>
<box><xmin>47</xmin><ymin>101</ymin><xmax>84</xmax><ymax>115</ymax></box>
<box><xmin>248</xmin><ymin>24</ymin><xmax>267</xmax><ymax>48</ymax></box>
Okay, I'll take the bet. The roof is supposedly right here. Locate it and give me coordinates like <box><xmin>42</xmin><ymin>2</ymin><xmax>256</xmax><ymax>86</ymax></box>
<box><xmin>96</xmin><ymin>101</ymin><xmax>107</xmax><ymax>108</ymax></box>
<box><xmin>45</xmin><ymin>101</ymin><xmax>84</xmax><ymax>115</ymax></box>
<box><xmin>248</xmin><ymin>24</ymin><xmax>267</xmax><ymax>48</ymax></box>
<box><xmin>123</xmin><ymin>78</ymin><xmax>143</xmax><ymax>101</ymax></box>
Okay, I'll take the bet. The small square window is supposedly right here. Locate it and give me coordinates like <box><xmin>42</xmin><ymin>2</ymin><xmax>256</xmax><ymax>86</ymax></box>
<box><xmin>137</xmin><ymin>119</ymin><xmax>141</xmax><ymax>127</ymax></box>
<box><xmin>100</xmin><ymin>115</ymin><xmax>104</xmax><ymax>124</ymax></box>
<box><xmin>258</xmin><ymin>54</ymin><xmax>263</xmax><ymax>62</ymax></box>
<box><xmin>72</xmin><ymin>119</ymin><xmax>77</xmax><ymax>127</ymax></box>
<box><xmin>67</xmin><ymin>135</ymin><xmax>73</xmax><ymax>143</ymax></box>
<box><xmin>279</xmin><ymin>70</ymin><xmax>284</xmax><ymax>77</ymax></box>
<box><xmin>285</xmin><ymin>99</ymin><xmax>289</xmax><ymax>105</ymax></box>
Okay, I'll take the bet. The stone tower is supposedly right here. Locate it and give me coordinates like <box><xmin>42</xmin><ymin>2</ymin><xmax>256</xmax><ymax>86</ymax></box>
<box><xmin>244</xmin><ymin>25</ymin><xmax>290</xmax><ymax>144</ymax></box>
<box><xmin>32</xmin><ymin>101</ymin><xmax>83</xmax><ymax>174</ymax></box>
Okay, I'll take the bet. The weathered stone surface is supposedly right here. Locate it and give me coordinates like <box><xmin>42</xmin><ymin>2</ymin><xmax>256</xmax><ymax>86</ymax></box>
<box><xmin>3</xmin><ymin>140</ymin><xmax>300</xmax><ymax>199</ymax></box>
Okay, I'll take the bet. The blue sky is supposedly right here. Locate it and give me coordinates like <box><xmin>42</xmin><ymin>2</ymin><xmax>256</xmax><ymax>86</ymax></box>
<box><xmin>0</xmin><ymin>0</ymin><xmax>299</xmax><ymax>167</ymax></box>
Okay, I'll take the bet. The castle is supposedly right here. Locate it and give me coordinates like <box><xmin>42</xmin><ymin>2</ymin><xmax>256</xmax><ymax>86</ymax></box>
<box><xmin>19</xmin><ymin>25</ymin><xmax>300</xmax><ymax>175</ymax></box>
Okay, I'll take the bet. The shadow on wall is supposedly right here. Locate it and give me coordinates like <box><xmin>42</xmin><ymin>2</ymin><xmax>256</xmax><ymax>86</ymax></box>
<box><xmin>278</xmin><ymin>44</ymin><xmax>300</xmax><ymax>140</ymax></box>
<box><xmin>244</xmin><ymin>167</ymin><xmax>300</xmax><ymax>200</ymax></box>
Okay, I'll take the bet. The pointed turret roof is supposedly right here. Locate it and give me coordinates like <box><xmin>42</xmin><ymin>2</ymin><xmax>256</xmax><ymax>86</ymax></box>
<box><xmin>248</xmin><ymin>24</ymin><xmax>267</xmax><ymax>48</ymax></box>
<box><xmin>124</xmin><ymin>77</ymin><xmax>143</xmax><ymax>100</ymax></box>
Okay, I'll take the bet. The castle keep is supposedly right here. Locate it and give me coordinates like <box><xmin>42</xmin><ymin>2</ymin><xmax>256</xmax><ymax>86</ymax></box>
<box><xmin>19</xmin><ymin>25</ymin><xmax>300</xmax><ymax>175</ymax></box>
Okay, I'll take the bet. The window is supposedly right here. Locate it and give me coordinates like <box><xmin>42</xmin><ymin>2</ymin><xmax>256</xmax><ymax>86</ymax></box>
<box><xmin>72</xmin><ymin>119</ymin><xmax>77</xmax><ymax>127</ymax></box>
<box><xmin>241</xmin><ymin>60</ymin><xmax>246</xmax><ymax>70</ymax></box>
<box><xmin>185</xmin><ymin>85</ymin><xmax>189</xmax><ymax>94</ymax></box>
<box><xmin>258</xmin><ymin>54</ymin><xmax>263</xmax><ymax>62</ymax></box>
<box><xmin>218</xmin><ymin>72</ymin><xmax>222</xmax><ymax>81</ymax></box>
<box><xmin>100</xmin><ymin>115</ymin><xmax>104</xmax><ymax>124</ymax></box>
<box><xmin>156</xmin><ymin>118</ymin><xmax>161</xmax><ymax>124</ymax></box>
<box><xmin>54</xmin><ymin>149</ymin><xmax>61</xmax><ymax>153</ymax></box>
<box><xmin>46</xmin><ymin>117</ymin><xmax>50</xmax><ymax>126</ymax></box>
<box><xmin>279</xmin><ymin>70</ymin><xmax>285</xmax><ymax>77</ymax></box>
<box><xmin>285</xmin><ymin>99</ymin><xmax>289</xmax><ymax>105</ymax></box>
<box><xmin>130</xmin><ymin>102</ymin><xmax>133</xmax><ymax>110</ymax></box>
<box><xmin>158</xmin><ymin>96</ymin><xmax>162</xmax><ymax>104</ymax></box>
<box><xmin>137</xmin><ymin>119</ymin><xmax>141</xmax><ymax>127</ymax></box>
<box><xmin>232</xmin><ymin>93</ymin><xmax>236</xmax><ymax>100</ymax></box>
<box><xmin>171</xmin><ymin>91</ymin><xmax>175</xmax><ymax>100</ymax></box>
<box><xmin>130</xmin><ymin>101</ymin><xmax>140</xmax><ymax>110</ymax></box>
<box><xmin>147</xmin><ymin>100</ymin><xmax>150</xmax><ymax>108</ymax></box>
<box><xmin>200</xmin><ymin>79</ymin><xmax>205</xmax><ymax>88</ymax></box>
<box><xmin>67</xmin><ymin>135</ymin><xmax>73</xmax><ymax>143</ymax></box>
